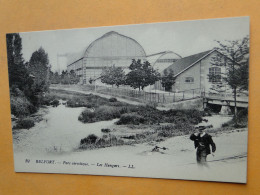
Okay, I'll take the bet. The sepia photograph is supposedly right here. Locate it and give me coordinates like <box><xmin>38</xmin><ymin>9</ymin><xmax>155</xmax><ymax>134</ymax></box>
<box><xmin>7</xmin><ymin>16</ymin><xmax>249</xmax><ymax>183</ymax></box>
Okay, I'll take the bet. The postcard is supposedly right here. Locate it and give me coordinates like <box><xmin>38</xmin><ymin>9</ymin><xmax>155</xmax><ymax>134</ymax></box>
<box><xmin>7</xmin><ymin>16</ymin><xmax>249</xmax><ymax>183</ymax></box>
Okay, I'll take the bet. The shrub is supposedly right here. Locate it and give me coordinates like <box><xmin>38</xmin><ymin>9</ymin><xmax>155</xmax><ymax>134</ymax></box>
<box><xmin>10</xmin><ymin>96</ymin><xmax>37</xmax><ymax>117</ymax></box>
<box><xmin>101</xmin><ymin>128</ymin><xmax>111</xmax><ymax>133</ymax></box>
<box><xmin>156</xmin><ymin>123</ymin><xmax>194</xmax><ymax>138</ymax></box>
<box><xmin>116</xmin><ymin>113</ymin><xmax>145</xmax><ymax>125</ymax></box>
<box><xmin>50</xmin><ymin>99</ymin><xmax>59</xmax><ymax>107</ymax></box>
<box><xmin>109</xmin><ymin>97</ymin><xmax>117</xmax><ymax>102</ymax></box>
<box><xmin>67</xmin><ymin>98</ymin><xmax>85</xmax><ymax>107</ymax></box>
<box><xmin>80</xmin><ymin>134</ymin><xmax>98</xmax><ymax>145</ymax></box>
<box><xmin>13</xmin><ymin>118</ymin><xmax>35</xmax><ymax>130</ymax></box>
<box><xmin>121</xmin><ymin>135</ymin><xmax>136</xmax><ymax>139</ymax></box>
<box><xmin>78</xmin><ymin>109</ymin><xmax>96</xmax><ymax>123</ymax></box>
<box><xmin>95</xmin><ymin>106</ymin><xmax>121</xmax><ymax>120</ymax></box>
<box><xmin>79</xmin><ymin>134</ymin><xmax>124</xmax><ymax>149</ymax></box>
<box><xmin>79</xmin><ymin>106</ymin><xmax>121</xmax><ymax>123</ymax></box>
<box><xmin>135</xmin><ymin>133</ymin><xmax>146</xmax><ymax>140</ymax></box>
<box><xmin>163</xmin><ymin>109</ymin><xmax>204</xmax><ymax>125</ymax></box>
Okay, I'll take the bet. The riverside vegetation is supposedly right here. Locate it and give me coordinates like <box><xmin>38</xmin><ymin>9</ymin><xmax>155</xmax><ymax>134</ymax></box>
<box><xmin>13</xmin><ymin>88</ymin><xmax>248</xmax><ymax>151</ymax></box>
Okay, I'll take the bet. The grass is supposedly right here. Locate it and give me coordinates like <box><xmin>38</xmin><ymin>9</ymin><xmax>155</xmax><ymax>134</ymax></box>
<box><xmin>78</xmin><ymin>106</ymin><xmax>122</xmax><ymax>123</ymax></box>
<box><xmin>79</xmin><ymin>134</ymin><xmax>125</xmax><ymax>149</ymax></box>
<box><xmin>221</xmin><ymin>108</ymin><xmax>248</xmax><ymax>129</ymax></box>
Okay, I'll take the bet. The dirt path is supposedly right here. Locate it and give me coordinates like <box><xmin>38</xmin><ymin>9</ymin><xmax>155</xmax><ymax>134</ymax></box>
<box><xmin>14</xmin><ymin>128</ymin><xmax>248</xmax><ymax>183</ymax></box>
<box><xmin>50</xmin><ymin>86</ymin><xmax>144</xmax><ymax>106</ymax></box>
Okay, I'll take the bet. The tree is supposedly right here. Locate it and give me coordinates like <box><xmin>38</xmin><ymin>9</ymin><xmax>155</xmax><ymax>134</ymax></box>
<box><xmin>60</xmin><ymin>70</ymin><xmax>70</xmax><ymax>84</ymax></box>
<box><xmin>6</xmin><ymin>33</ymin><xmax>28</xmax><ymax>90</ymax></box>
<box><xmin>50</xmin><ymin>71</ymin><xmax>61</xmax><ymax>84</ymax></box>
<box><xmin>126</xmin><ymin>59</ymin><xmax>160</xmax><ymax>91</ymax></box>
<box><xmin>209</xmin><ymin>36</ymin><xmax>249</xmax><ymax>119</ymax></box>
<box><xmin>161</xmin><ymin>69</ymin><xmax>175</xmax><ymax>92</ymax></box>
<box><xmin>28</xmin><ymin>47</ymin><xmax>50</xmax><ymax>92</ymax></box>
<box><xmin>100</xmin><ymin>65</ymin><xmax>126</xmax><ymax>87</ymax></box>
<box><xmin>69</xmin><ymin>70</ymin><xmax>80</xmax><ymax>84</ymax></box>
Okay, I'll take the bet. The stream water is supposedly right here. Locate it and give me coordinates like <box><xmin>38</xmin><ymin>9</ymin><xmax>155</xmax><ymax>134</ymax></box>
<box><xmin>12</xmin><ymin>102</ymin><xmax>233</xmax><ymax>155</ymax></box>
<box><xmin>13</xmin><ymin>102</ymin><xmax>117</xmax><ymax>155</ymax></box>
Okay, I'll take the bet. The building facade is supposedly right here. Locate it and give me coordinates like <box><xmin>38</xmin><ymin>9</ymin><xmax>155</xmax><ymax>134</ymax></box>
<box><xmin>67</xmin><ymin>31</ymin><xmax>146</xmax><ymax>84</ymax></box>
<box><xmin>163</xmin><ymin>49</ymin><xmax>230</xmax><ymax>93</ymax></box>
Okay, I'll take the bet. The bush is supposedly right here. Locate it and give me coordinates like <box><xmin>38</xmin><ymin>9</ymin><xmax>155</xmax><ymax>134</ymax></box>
<box><xmin>101</xmin><ymin>128</ymin><xmax>111</xmax><ymax>133</ymax></box>
<box><xmin>163</xmin><ymin>109</ymin><xmax>204</xmax><ymax>125</ymax></box>
<box><xmin>78</xmin><ymin>109</ymin><xmax>96</xmax><ymax>123</ymax></box>
<box><xmin>67</xmin><ymin>98</ymin><xmax>85</xmax><ymax>107</ymax></box>
<box><xmin>50</xmin><ymin>99</ymin><xmax>59</xmax><ymax>107</ymax></box>
<box><xmin>116</xmin><ymin>113</ymin><xmax>145</xmax><ymax>125</ymax></box>
<box><xmin>109</xmin><ymin>97</ymin><xmax>117</xmax><ymax>102</ymax></box>
<box><xmin>79</xmin><ymin>106</ymin><xmax>121</xmax><ymax>123</ymax></box>
<box><xmin>80</xmin><ymin>134</ymin><xmax>98</xmax><ymax>145</ymax></box>
<box><xmin>13</xmin><ymin>118</ymin><xmax>35</xmax><ymax>129</ymax></box>
<box><xmin>79</xmin><ymin>134</ymin><xmax>124</xmax><ymax>149</ymax></box>
<box><xmin>10</xmin><ymin>96</ymin><xmax>37</xmax><ymax>117</ymax></box>
<box><xmin>156</xmin><ymin>123</ymin><xmax>195</xmax><ymax>138</ymax></box>
<box><xmin>95</xmin><ymin>106</ymin><xmax>121</xmax><ymax>120</ymax></box>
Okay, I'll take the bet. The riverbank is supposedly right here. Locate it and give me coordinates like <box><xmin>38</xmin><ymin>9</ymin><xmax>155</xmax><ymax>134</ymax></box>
<box><xmin>13</xmin><ymin>127</ymin><xmax>248</xmax><ymax>183</ymax></box>
<box><xmin>12</xmin><ymin>89</ymin><xmax>248</xmax><ymax>183</ymax></box>
<box><xmin>12</xmin><ymin>88</ymin><xmax>241</xmax><ymax>151</ymax></box>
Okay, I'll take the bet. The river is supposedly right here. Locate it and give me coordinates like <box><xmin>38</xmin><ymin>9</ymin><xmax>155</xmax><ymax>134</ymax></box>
<box><xmin>12</xmin><ymin>102</ymin><xmax>247</xmax><ymax>183</ymax></box>
<box><xmin>13</xmin><ymin>102</ymin><xmax>117</xmax><ymax>155</ymax></box>
<box><xmin>13</xmin><ymin>102</ymin><xmax>232</xmax><ymax>155</ymax></box>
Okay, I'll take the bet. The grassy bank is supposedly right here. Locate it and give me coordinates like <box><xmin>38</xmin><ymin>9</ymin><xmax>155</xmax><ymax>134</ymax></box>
<box><xmin>47</xmin><ymin>89</ymin><xmax>206</xmax><ymax>150</ymax></box>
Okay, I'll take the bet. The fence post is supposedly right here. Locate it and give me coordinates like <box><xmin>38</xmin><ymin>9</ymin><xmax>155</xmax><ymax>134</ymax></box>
<box><xmin>183</xmin><ymin>92</ymin><xmax>184</xmax><ymax>100</ymax></box>
<box><xmin>173</xmin><ymin>92</ymin><xmax>175</xmax><ymax>102</ymax></box>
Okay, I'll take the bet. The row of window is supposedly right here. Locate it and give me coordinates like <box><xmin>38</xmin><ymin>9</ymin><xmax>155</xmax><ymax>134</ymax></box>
<box><xmin>184</xmin><ymin>67</ymin><xmax>221</xmax><ymax>83</ymax></box>
<box><xmin>157</xmin><ymin>59</ymin><xmax>177</xmax><ymax>63</ymax></box>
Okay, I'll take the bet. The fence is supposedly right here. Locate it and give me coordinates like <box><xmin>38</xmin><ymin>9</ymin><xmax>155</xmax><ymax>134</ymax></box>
<box><xmin>51</xmin><ymin>84</ymin><xmax>248</xmax><ymax>104</ymax></box>
<box><xmin>70</xmin><ymin>85</ymin><xmax>204</xmax><ymax>104</ymax></box>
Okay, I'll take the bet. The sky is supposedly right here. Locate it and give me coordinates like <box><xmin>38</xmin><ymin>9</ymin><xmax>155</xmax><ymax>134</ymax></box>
<box><xmin>20</xmin><ymin>16</ymin><xmax>249</xmax><ymax>72</ymax></box>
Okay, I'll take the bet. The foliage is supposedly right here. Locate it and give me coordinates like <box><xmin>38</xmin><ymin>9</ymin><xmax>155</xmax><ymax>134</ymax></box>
<box><xmin>78</xmin><ymin>106</ymin><xmax>121</xmax><ymax>123</ymax></box>
<box><xmin>6</xmin><ymin>33</ymin><xmax>33</xmax><ymax>92</ymax></box>
<box><xmin>101</xmin><ymin>128</ymin><xmax>111</xmax><ymax>133</ymax></box>
<box><xmin>109</xmin><ymin>97</ymin><xmax>117</xmax><ymax>102</ymax></box>
<box><xmin>28</xmin><ymin>47</ymin><xmax>50</xmax><ymax>92</ymax></box>
<box><xmin>116</xmin><ymin>113</ymin><xmax>145</xmax><ymax>125</ymax></box>
<box><xmin>49</xmin><ymin>71</ymin><xmax>60</xmax><ymax>84</ymax></box>
<box><xmin>6</xmin><ymin>34</ymin><xmax>52</xmax><ymax>116</ymax></box>
<box><xmin>79</xmin><ymin>134</ymin><xmax>124</xmax><ymax>150</ymax></box>
<box><xmin>210</xmin><ymin>36</ymin><xmax>249</xmax><ymax>118</ymax></box>
<box><xmin>161</xmin><ymin>69</ymin><xmax>175</xmax><ymax>91</ymax></box>
<box><xmin>10</xmin><ymin>95</ymin><xmax>37</xmax><ymax>117</ymax></box>
<box><xmin>50</xmin><ymin>70</ymin><xmax>80</xmax><ymax>85</ymax></box>
<box><xmin>13</xmin><ymin>118</ymin><xmax>35</xmax><ymax>130</ymax></box>
<box><xmin>69</xmin><ymin>70</ymin><xmax>80</xmax><ymax>84</ymax></box>
<box><xmin>100</xmin><ymin>65</ymin><xmax>126</xmax><ymax>87</ymax></box>
<box><xmin>126</xmin><ymin>59</ymin><xmax>160</xmax><ymax>91</ymax></box>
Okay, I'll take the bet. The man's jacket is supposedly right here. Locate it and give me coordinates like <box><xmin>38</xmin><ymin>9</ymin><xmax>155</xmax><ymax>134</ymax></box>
<box><xmin>190</xmin><ymin>133</ymin><xmax>216</xmax><ymax>155</ymax></box>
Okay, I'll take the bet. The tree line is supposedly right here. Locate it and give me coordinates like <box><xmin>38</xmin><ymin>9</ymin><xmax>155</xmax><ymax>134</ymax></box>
<box><xmin>7</xmin><ymin>33</ymin><xmax>51</xmax><ymax>110</ymax></box>
<box><xmin>50</xmin><ymin>70</ymin><xmax>80</xmax><ymax>85</ymax></box>
<box><xmin>7</xmin><ymin>33</ymin><xmax>80</xmax><ymax>117</ymax></box>
<box><xmin>98</xmin><ymin>59</ymin><xmax>175</xmax><ymax>91</ymax></box>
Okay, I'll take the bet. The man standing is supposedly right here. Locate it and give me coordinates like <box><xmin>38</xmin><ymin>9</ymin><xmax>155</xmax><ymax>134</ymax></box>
<box><xmin>190</xmin><ymin>126</ymin><xmax>216</xmax><ymax>165</ymax></box>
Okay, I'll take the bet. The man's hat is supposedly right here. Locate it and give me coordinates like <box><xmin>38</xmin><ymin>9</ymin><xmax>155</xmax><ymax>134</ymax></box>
<box><xmin>197</xmin><ymin>126</ymin><xmax>206</xmax><ymax>130</ymax></box>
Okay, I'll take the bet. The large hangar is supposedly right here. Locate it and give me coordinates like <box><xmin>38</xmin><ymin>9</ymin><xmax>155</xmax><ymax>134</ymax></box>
<box><xmin>67</xmin><ymin>31</ymin><xmax>147</xmax><ymax>84</ymax></box>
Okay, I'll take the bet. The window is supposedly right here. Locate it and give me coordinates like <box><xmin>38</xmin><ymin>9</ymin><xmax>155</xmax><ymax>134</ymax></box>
<box><xmin>185</xmin><ymin>77</ymin><xmax>194</xmax><ymax>83</ymax></box>
<box><xmin>209</xmin><ymin>67</ymin><xmax>221</xmax><ymax>83</ymax></box>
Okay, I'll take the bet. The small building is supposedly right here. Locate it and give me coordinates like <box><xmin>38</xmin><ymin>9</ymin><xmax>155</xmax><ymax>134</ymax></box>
<box><xmin>160</xmin><ymin>49</ymin><xmax>231</xmax><ymax>94</ymax></box>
